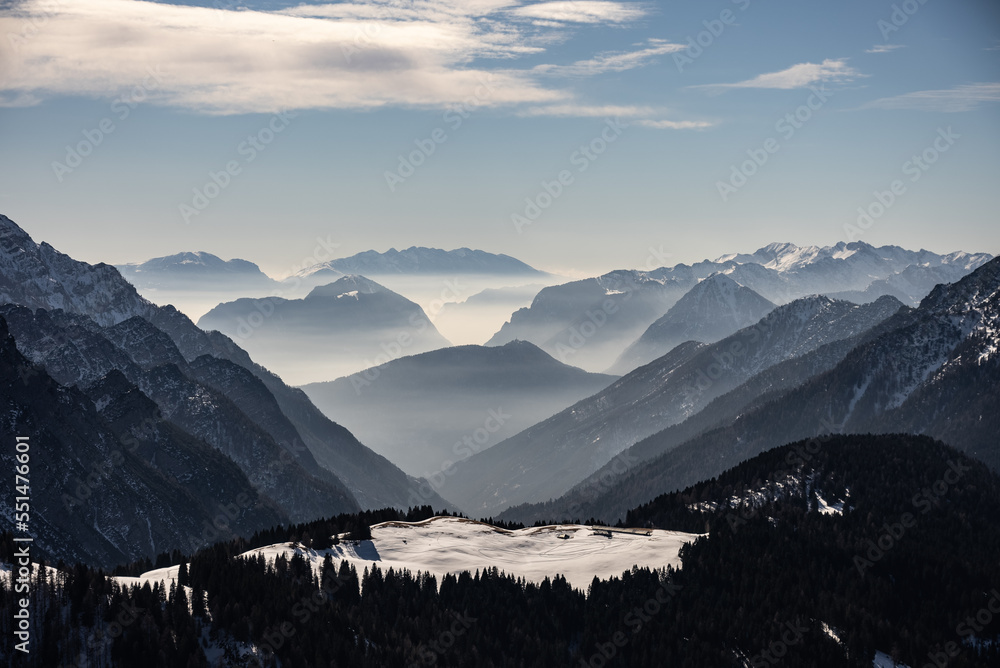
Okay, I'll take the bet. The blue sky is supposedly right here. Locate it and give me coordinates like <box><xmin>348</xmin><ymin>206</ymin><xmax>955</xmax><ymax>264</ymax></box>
<box><xmin>1</xmin><ymin>0</ymin><xmax>998</xmax><ymax>277</ymax></box>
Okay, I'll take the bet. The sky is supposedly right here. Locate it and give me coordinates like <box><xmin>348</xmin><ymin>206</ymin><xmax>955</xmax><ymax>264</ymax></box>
<box><xmin>1</xmin><ymin>0</ymin><xmax>998</xmax><ymax>278</ymax></box>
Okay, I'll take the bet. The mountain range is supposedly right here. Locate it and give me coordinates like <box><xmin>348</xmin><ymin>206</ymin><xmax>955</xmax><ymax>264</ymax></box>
<box><xmin>300</xmin><ymin>340</ymin><xmax>616</xmax><ymax>477</ymax></box>
<box><xmin>449</xmin><ymin>293</ymin><xmax>906</xmax><ymax>516</ymax></box>
<box><xmin>609</xmin><ymin>273</ymin><xmax>777</xmax><ymax>374</ymax></box>
<box><xmin>0</xmin><ymin>214</ymin><xmax>448</xmax><ymax>565</ymax></box>
<box><xmin>501</xmin><ymin>256</ymin><xmax>1000</xmax><ymax>524</ymax></box>
<box><xmin>197</xmin><ymin>275</ymin><xmax>452</xmax><ymax>385</ymax></box>
<box><xmin>486</xmin><ymin>241</ymin><xmax>991</xmax><ymax>373</ymax></box>
<box><xmin>116</xmin><ymin>251</ymin><xmax>279</xmax><ymax>291</ymax></box>
<box><xmin>2</xmin><ymin>211</ymin><xmax>996</xmax><ymax>586</ymax></box>
<box><xmin>117</xmin><ymin>247</ymin><xmax>545</xmax><ymax>292</ymax></box>
<box><xmin>21</xmin><ymin>434</ymin><xmax>1000</xmax><ymax>668</ymax></box>
<box><xmin>293</xmin><ymin>246</ymin><xmax>545</xmax><ymax>281</ymax></box>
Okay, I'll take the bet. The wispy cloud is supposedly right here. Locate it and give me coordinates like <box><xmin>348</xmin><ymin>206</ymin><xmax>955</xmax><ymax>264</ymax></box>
<box><xmin>519</xmin><ymin>104</ymin><xmax>714</xmax><ymax>129</ymax></box>
<box><xmin>0</xmin><ymin>91</ymin><xmax>40</xmax><ymax>108</ymax></box>
<box><xmin>533</xmin><ymin>39</ymin><xmax>684</xmax><ymax>77</ymax></box>
<box><xmin>636</xmin><ymin>119</ymin><xmax>713</xmax><ymax>130</ymax></box>
<box><xmin>693</xmin><ymin>58</ymin><xmax>862</xmax><ymax>92</ymax></box>
<box><xmin>518</xmin><ymin>103</ymin><xmax>655</xmax><ymax>117</ymax></box>
<box><xmin>866</xmin><ymin>44</ymin><xmax>905</xmax><ymax>54</ymax></box>
<box><xmin>0</xmin><ymin>0</ymin><xmax>653</xmax><ymax>115</ymax></box>
<box><xmin>862</xmin><ymin>82</ymin><xmax>1000</xmax><ymax>112</ymax></box>
<box><xmin>508</xmin><ymin>1</ymin><xmax>646</xmax><ymax>24</ymax></box>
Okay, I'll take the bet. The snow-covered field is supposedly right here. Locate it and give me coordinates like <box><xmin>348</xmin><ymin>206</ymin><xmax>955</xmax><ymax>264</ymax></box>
<box><xmin>113</xmin><ymin>564</ymin><xmax>183</xmax><ymax>591</ymax></box>
<box><xmin>241</xmin><ymin>517</ymin><xmax>698</xmax><ymax>592</ymax></box>
<box><xmin>4</xmin><ymin>518</ymin><xmax>693</xmax><ymax>598</ymax></box>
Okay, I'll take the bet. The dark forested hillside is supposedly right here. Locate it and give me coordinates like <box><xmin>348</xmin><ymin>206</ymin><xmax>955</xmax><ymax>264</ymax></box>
<box><xmin>3</xmin><ymin>435</ymin><xmax>998</xmax><ymax>667</ymax></box>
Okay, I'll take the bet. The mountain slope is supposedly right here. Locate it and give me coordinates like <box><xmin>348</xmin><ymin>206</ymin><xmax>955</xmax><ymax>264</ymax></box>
<box><xmin>0</xmin><ymin>317</ymin><xmax>286</xmax><ymax>566</ymax></box>
<box><xmin>116</xmin><ymin>251</ymin><xmax>278</xmax><ymax>290</ymax></box>
<box><xmin>486</xmin><ymin>242</ymin><xmax>990</xmax><ymax>373</ymax></box>
<box><xmin>450</xmin><ymin>295</ymin><xmax>904</xmax><ymax>516</ymax></box>
<box><xmin>716</xmin><ymin>240</ymin><xmax>991</xmax><ymax>276</ymax></box>
<box><xmin>610</xmin><ymin>273</ymin><xmax>776</xmax><ymax>374</ymax></box>
<box><xmin>620</xmin><ymin>434</ymin><xmax>1000</xmax><ymax>668</ymax></box>
<box><xmin>827</xmin><ymin>262</ymin><xmax>986</xmax><ymax>307</ymax></box>
<box><xmin>485</xmin><ymin>269</ymin><xmax>701</xmax><ymax>371</ymax></box>
<box><xmin>198</xmin><ymin>275</ymin><xmax>451</xmax><ymax>384</ymax></box>
<box><xmin>499</xmin><ymin>303</ymin><xmax>915</xmax><ymax>525</ymax></box>
<box><xmin>24</xmin><ymin>435</ymin><xmax>999</xmax><ymax>668</ymax></box>
<box><xmin>561</xmin><ymin>258</ymin><xmax>1000</xmax><ymax>522</ymax></box>
<box><xmin>0</xmin><ymin>304</ymin><xmax>359</xmax><ymax>522</ymax></box>
<box><xmin>301</xmin><ymin>340</ymin><xmax>616</xmax><ymax>477</ymax></box>
<box><xmin>0</xmin><ymin>214</ymin><xmax>448</xmax><ymax>514</ymax></box>
<box><xmin>294</xmin><ymin>246</ymin><xmax>543</xmax><ymax>281</ymax></box>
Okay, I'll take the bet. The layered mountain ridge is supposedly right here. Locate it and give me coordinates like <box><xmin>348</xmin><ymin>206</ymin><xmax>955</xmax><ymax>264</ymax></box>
<box><xmin>487</xmin><ymin>240</ymin><xmax>991</xmax><ymax>372</ymax></box>
<box><xmin>301</xmin><ymin>339</ymin><xmax>617</xmax><ymax>477</ymax></box>
<box><xmin>449</xmin><ymin>294</ymin><xmax>905</xmax><ymax>515</ymax></box>
<box><xmin>0</xmin><ymin>214</ymin><xmax>449</xmax><ymax>564</ymax></box>
<box><xmin>502</xmin><ymin>257</ymin><xmax>1000</xmax><ymax>524</ymax></box>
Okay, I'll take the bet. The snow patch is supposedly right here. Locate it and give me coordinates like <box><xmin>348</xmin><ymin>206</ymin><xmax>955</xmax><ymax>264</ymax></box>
<box><xmin>821</xmin><ymin>621</ymin><xmax>842</xmax><ymax>644</ymax></box>
<box><xmin>816</xmin><ymin>493</ymin><xmax>844</xmax><ymax>516</ymax></box>
<box><xmin>873</xmin><ymin>650</ymin><xmax>911</xmax><ymax>668</ymax></box>
<box><xmin>242</xmin><ymin>516</ymin><xmax>698</xmax><ymax>592</ymax></box>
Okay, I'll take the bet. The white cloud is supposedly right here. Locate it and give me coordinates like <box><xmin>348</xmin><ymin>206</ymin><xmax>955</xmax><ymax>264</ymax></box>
<box><xmin>519</xmin><ymin>104</ymin><xmax>714</xmax><ymax>129</ymax></box>
<box><xmin>518</xmin><ymin>103</ymin><xmax>655</xmax><ymax>117</ymax></box>
<box><xmin>862</xmin><ymin>83</ymin><xmax>1000</xmax><ymax>112</ymax></box>
<box><xmin>693</xmin><ymin>58</ymin><xmax>862</xmax><ymax>92</ymax></box>
<box><xmin>508</xmin><ymin>1</ymin><xmax>646</xmax><ymax>24</ymax></box>
<box><xmin>533</xmin><ymin>39</ymin><xmax>684</xmax><ymax>76</ymax></box>
<box><xmin>866</xmin><ymin>44</ymin><xmax>905</xmax><ymax>54</ymax></box>
<box><xmin>0</xmin><ymin>0</ymin><xmax>651</xmax><ymax>115</ymax></box>
<box><xmin>636</xmin><ymin>119</ymin><xmax>713</xmax><ymax>130</ymax></box>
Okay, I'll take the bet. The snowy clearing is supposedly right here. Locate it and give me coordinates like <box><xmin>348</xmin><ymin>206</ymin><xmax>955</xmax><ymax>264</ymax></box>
<box><xmin>241</xmin><ymin>516</ymin><xmax>698</xmax><ymax>592</ymax></box>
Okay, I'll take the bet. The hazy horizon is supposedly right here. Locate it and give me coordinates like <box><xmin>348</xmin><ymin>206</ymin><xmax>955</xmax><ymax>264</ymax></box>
<box><xmin>2</xmin><ymin>0</ymin><xmax>998</xmax><ymax>278</ymax></box>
